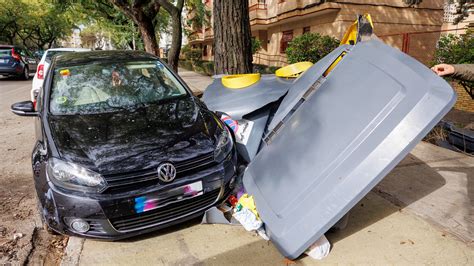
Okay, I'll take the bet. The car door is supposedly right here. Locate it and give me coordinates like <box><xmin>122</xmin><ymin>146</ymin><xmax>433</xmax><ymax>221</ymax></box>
<box><xmin>24</xmin><ymin>49</ymin><xmax>38</xmax><ymax>73</ymax></box>
<box><xmin>242</xmin><ymin>38</ymin><xmax>456</xmax><ymax>259</ymax></box>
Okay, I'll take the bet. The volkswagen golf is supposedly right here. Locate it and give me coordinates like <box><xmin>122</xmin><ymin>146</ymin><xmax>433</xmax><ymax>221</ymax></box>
<box><xmin>11</xmin><ymin>51</ymin><xmax>237</xmax><ymax>239</ymax></box>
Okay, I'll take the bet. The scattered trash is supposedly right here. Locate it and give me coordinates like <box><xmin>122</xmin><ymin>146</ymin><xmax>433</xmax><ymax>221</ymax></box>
<box><xmin>220</xmin><ymin>114</ymin><xmax>239</xmax><ymax>134</ymax></box>
<box><xmin>236</xmin><ymin>186</ymin><xmax>246</xmax><ymax>200</ymax></box>
<box><xmin>283</xmin><ymin>258</ymin><xmax>297</xmax><ymax>265</ymax></box>
<box><xmin>227</xmin><ymin>195</ymin><xmax>238</xmax><ymax>207</ymax></box>
<box><xmin>229</xmin><ymin>193</ymin><xmax>270</xmax><ymax>241</ymax></box>
<box><xmin>233</xmin><ymin>207</ymin><xmax>262</xmax><ymax>231</ymax></box>
<box><xmin>256</xmin><ymin>226</ymin><xmax>269</xmax><ymax>241</ymax></box>
<box><xmin>13</xmin><ymin>233</ymin><xmax>23</xmax><ymax>241</ymax></box>
<box><xmin>236</xmin><ymin>194</ymin><xmax>259</xmax><ymax>219</ymax></box>
<box><xmin>330</xmin><ymin>213</ymin><xmax>349</xmax><ymax>231</ymax></box>
<box><xmin>305</xmin><ymin>235</ymin><xmax>331</xmax><ymax>260</ymax></box>
<box><xmin>201</xmin><ymin>206</ymin><xmax>240</xmax><ymax>225</ymax></box>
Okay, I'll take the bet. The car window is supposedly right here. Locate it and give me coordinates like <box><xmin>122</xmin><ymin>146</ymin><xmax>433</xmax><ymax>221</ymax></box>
<box><xmin>45</xmin><ymin>51</ymin><xmax>70</xmax><ymax>62</ymax></box>
<box><xmin>49</xmin><ymin>60</ymin><xmax>189</xmax><ymax>115</ymax></box>
<box><xmin>0</xmin><ymin>49</ymin><xmax>11</xmax><ymax>56</ymax></box>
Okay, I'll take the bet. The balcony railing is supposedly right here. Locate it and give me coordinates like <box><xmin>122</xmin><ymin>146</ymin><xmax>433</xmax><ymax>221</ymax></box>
<box><xmin>189</xmin><ymin>31</ymin><xmax>204</xmax><ymax>42</ymax></box>
<box><xmin>249</xmin><ymin>1</ymin><xmax>268</xmax><ymax>21</ymax></box>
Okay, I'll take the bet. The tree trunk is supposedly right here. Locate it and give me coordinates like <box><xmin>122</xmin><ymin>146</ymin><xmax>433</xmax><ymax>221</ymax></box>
<box><xmin>136</xmin><ymin>17</ymin><xmax>159</xmax><ymax>55</ymax></box>
<box><xmin>110</xmin><ymin>0</ymin><xmax>160</xmax><ymax>56</ymax></box>
<box><xmin>167</xmin><ymin>11</ymin><xmax>182</xmax><ymax>72</ymax></box>
<box><xmin>158</xmin><ymin>0</ymin><xmax>184</xmax><ymax>72</ymax></box>
<box><xmin>213</xmin><ymin>0</ymin><xmax>253</xmax><ymax>74</ymax></box>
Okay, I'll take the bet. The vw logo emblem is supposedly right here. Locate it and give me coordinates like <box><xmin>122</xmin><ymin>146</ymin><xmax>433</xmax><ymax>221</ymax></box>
<box><xmin>157</xmin><ymin>163</ymin><xmax>176</xmax><ymax>183</ymax></box>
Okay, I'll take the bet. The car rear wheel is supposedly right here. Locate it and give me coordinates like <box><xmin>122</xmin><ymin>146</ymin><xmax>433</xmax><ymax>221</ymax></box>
<box><xmin>22</xmin><ymin>67</ymin><xmax>29</xmax><ymax>80</ymax></box>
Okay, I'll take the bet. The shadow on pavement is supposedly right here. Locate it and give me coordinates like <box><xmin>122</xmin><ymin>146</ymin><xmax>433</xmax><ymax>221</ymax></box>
<box><xmin>119</xmin><ymin>216</ymin><xmax>203</xmax><ymax>243</ymax></box>
<box><xmin>111</xmin><ymin>153</ymin><xmax>449</xmax><ymax>261</ymax></box>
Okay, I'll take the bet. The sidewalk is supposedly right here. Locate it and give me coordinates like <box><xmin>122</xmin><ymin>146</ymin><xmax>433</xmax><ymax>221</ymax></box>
<box><xmin>62</xmin><ymin>71</ymin><xmax>474</xmax><ymax>265</ymax></box>
<box><xmin>178</xmin><ymin>68</ymin><xmax>212</xmax><ymax>96</ymax></box>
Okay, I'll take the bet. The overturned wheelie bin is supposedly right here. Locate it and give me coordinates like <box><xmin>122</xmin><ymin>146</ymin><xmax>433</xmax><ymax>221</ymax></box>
<box><xmin>202</xmin><ymin>15</ymin><xmax>456</xmax><ymax>259</ymax></box>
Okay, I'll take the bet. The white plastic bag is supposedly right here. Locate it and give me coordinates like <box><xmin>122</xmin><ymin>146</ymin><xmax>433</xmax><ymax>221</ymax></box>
<box><xmin>233</xmin><ymin>207</ymin><xmax>262</xmax><ymax>231</ymax></box>
<box><xmin>305</xmin><ymin>235</ymin><xmax>331</xmax><ymax>260</ymax></box>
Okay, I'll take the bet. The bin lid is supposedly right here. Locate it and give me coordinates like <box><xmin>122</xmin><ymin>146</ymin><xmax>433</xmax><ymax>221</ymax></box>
<box><xmin>202</xmin><ymin>74</ymin><xmax>294</xmax><ymax>120</ymax></box>
<box><xmin>243</xmin><ymin>39</ymin><xmax>456</xmax><ymax>259</ymax></box>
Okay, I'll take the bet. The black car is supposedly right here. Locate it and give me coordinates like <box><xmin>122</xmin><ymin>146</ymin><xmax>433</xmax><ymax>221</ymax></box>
<box><xmin>0</xmin><ymin>45</ymin><xmax>38</xmax><ymax>79</ymax></box>
<box><xmin>11</xmin><ymin>51</ymin><xmax>237</xmax><ymax>239</ymax></box>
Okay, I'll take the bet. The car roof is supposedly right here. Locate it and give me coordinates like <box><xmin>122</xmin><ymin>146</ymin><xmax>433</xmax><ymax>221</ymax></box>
<box><xmin>46</xmin><ymin>48</ymin><xmax>91</xmax><ymax>52</ymax></box>
<box><xmin>54</xmin><ymin>50</ymin><xmax>158</xmax><ymax>67</ymax></box>
<box><xmin>0</xmin><ymin>45</ymin><xmax>17</xmax><ymax>49</ymax></box>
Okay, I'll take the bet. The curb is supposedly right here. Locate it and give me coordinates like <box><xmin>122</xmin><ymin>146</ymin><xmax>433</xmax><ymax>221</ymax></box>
<box><xmin>60</xmin><ymin>237</ymin><xmax>84</xmax><ymax>266</ymax></box>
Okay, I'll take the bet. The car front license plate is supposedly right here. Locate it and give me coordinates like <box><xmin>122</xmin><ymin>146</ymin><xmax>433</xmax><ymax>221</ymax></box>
<box><xmin>134</xmin><ymin>181</ymin><xmax>203</xmax><ymax>213</ymax></box>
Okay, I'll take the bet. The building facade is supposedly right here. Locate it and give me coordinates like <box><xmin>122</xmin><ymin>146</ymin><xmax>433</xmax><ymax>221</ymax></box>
<box><xmin>187</xmin><ymin>0</ymin><xmax>457</xmax><ymax>66</ymax></box>
<box><xmin>441</xmin><ymin>0</ymin><xmax>474</xmax><ymax>35</ymax></box>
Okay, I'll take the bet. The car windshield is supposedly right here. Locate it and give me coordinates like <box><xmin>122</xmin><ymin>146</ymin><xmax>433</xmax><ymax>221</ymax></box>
<box><xmin>49</xmin><ymin>60</ymin><xmax>189</xmax><ymax>115</ymax></box>
<box><xmin>46</xmin><ymin>51</ymin><xmax>72</xmax><ymax>62</ymax></box>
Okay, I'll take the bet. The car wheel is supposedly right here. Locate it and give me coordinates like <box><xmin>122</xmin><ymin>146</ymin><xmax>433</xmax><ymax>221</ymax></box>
<box><xmin>22</xmin><ymin>67</ymin><xmax>29</xmax><ymax>80</ymax></box>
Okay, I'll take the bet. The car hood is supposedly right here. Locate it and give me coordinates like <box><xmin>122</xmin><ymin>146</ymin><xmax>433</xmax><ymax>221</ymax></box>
<box><xmin>48</xmin><ymin>97</ymin><xmax>220</xmax><ymax>174</ymax></box>
<box><xmin>241</xmin><ymin>39</ymin><xmax>456</xmax><ymax>259</ymax></box>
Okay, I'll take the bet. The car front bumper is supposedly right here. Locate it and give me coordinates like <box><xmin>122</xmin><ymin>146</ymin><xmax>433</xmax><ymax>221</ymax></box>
<box><xmin>40</xmin><ymin>152</ymin><xmax>237</xmax><ymax>240</ymax></box>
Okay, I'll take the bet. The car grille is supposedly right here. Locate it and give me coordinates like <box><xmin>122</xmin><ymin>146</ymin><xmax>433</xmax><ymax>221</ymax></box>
<box><xmin>88</xmin><ymin>220</ymin><xmax>107</xmax><ymax>235</ymax></box>
<box><xmin>102</xmin><ymin>152</ymin><xmax>216</xmax><ymax>193</ymax></box>
<box><xmin>109</xmin><ymin>187</ymin><xmax>225</xmax><ymax>232</ymax></box>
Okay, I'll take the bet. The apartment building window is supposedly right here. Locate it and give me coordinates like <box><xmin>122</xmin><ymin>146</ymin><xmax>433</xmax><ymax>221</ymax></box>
<box><xmin>280</xmin><ymin>30</ymin><xmax>293</xmax><ymax>54</ymax></box>
<box><xmin>303</xmin><ymin>26</ymin><xmax>311</xmax><ymax>34</ymax></box>
<box><xmin>203</xmin><ymin>45</ymin><xmax>208</xmax><ymax>56</ymax></box>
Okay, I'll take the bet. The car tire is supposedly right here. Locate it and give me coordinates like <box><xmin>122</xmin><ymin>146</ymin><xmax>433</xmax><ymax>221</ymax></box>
<box><xmin>22</xmin><ymin>66</ymin><xmax>29</xmax><ymax>80</ymax></box>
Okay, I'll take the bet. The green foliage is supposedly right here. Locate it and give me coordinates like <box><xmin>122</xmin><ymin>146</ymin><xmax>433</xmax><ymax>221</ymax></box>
<box><xmin>53</xmin><ymin>0</ymin><xmax>172</xmax><ymax>51</ymax></box>
<box><xmin>253</xmin><ymin>64</ymin><xmax>279</xmax><ymax>74</ymax></box>
<box><xmin>251</xmin><ymin>38</ymin><xmax>262</xmax><ymax>55</ymax></box>
<box><xmin>181</xmin><ymin>44</ymin><xmax>191</xmax><ymax>56</ymax></box>
<box><xmin>184</xmin><ymin>48</ymin><xmax>202</xmax><ymax>62</ymax></box>
<box><xmin>0</xmin><ymin>0</ymin><xmax>74</xmax><ymax>50</ymax></box>
<box><xmin>433</xmin><ymin>31</ymin><xmax>474</xmax><ymax>65</ymax></box>
<box><xmin>55</xmin><ymin>0</ymin><xmax>149</xmax><ymax>50</ymax></box>
<box><xmin>202</xmin><ymin>61</ymin><xmax>214</xmax><ymax>75</ymax></box>
<box><xmin>185</xmin><ymin>0</ymin><xmax>211</xmax><ymax>36</ymax></box>
<box><xmin>285</xmin><ymin>33</ymin><xmax>339</xmax><ymax>64</ymax></box>
<box><xmin>178</xmin><ymin>59</ymin><xmax>193</xmax><ymax>70</ymax></box>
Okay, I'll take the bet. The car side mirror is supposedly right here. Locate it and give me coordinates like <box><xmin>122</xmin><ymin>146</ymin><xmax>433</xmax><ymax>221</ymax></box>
<box><xmin>11</xmin><ymin>101</ymin><xmax>38</xmax><ymax>116</ymax></box>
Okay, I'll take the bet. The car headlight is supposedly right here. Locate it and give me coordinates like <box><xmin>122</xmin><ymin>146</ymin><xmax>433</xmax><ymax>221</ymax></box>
<box><xmin>46</xmin><ymin>158</ymin><xmax>106</xmax><ymax>193</ymax></box>
<box><xmin>214</xmin><ymin>127</ymin><xmax>233</xmax><ymax>162</ymax></box>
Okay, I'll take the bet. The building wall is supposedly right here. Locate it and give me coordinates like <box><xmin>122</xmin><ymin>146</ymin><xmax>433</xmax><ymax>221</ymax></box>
<box><xmin>252</xmin><ymin>1</ymin><xmax>445</xmax><ymax>66</ymax></box>
<box><xmin>187</xmin><ymin>0</ymin><xmax>446</xmax><ymax>67</ymax></box>
<box><xmin>451</xmin><ymin>82</ymin><xmax>474</xmax><ymax>112</ymax></box>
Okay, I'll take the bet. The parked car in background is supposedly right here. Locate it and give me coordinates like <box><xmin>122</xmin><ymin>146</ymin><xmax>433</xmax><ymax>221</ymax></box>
<box><xmin>11</xmin><ymin>50</ymin><xmax>237</xmax><ymax>239</ymax></box>
<box><xmin>0</xmin><ymin>45</ymin><xmax>38</xmax><ymax>80</ymax></box>
<box><xmin>31</xmin><ymin>48</ymin><xmax>90</xmax><ymax>104</ymax></box>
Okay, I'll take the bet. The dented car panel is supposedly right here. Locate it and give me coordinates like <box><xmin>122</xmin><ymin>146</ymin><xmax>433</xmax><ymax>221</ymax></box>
<box><xmin>242</xmin><ymin>39</ymin><xmax>456</xmax><ymax>259</ymax></box>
